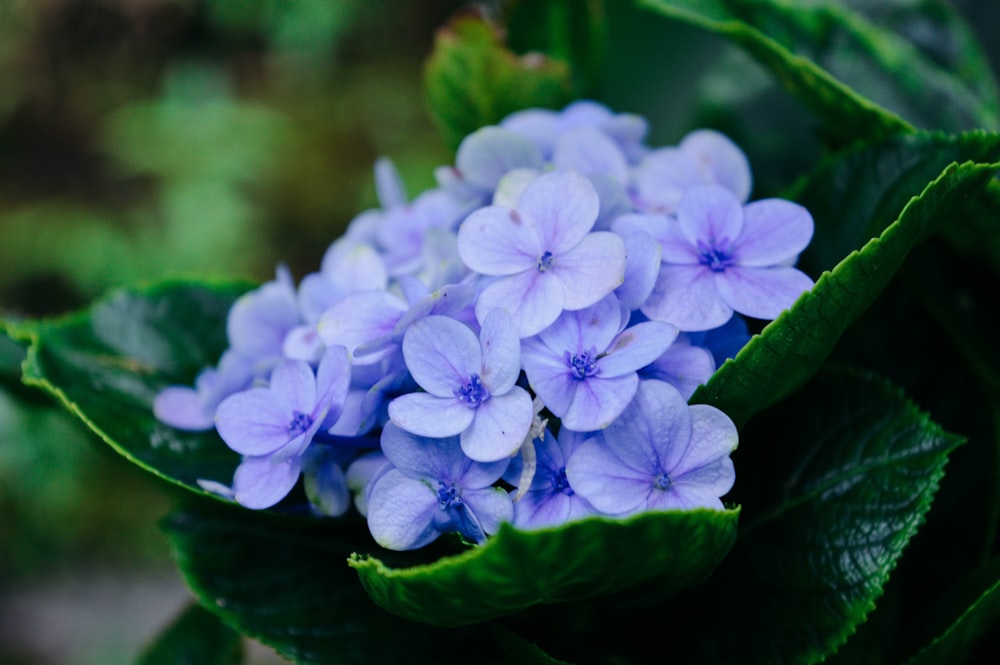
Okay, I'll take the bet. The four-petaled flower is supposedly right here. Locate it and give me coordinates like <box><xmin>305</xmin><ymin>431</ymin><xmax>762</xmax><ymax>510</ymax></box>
<box><xmin>366</xmin><ymin>423</ymin><xmax>513</xmax><ymax>550</ymax></box>
<box><xmin>214</xmin><ymin>345</ymin><xmax>351</xmax><ymax>509</ymax></box>
<box><xmin>388</xmin><ymin>309</ymin><xmax>533</xmax><ymax>462</ymax></box>
<box><xmin>521</xmin><ymin>295</ymin><xmax>676</xmax><ymax>431</ymax></box>
<box><xmin>566</xmin><ymin>379</ymin><xmax>737</xmax><ymax>514</ymax></box>
<box><xmin>457</xmin><ymin>170</ymin><xmax>627</xmax><ymax>337</ymax></box>
<box><xmin>641</xmin><ymin>184</ymin><xmax>815</xmax><ymax>331</ymax></box>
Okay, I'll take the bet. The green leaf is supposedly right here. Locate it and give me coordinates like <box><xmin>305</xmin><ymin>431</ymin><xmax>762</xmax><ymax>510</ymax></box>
<box><xmin>424</xmin><ymin>9</ymin><xmax>573</xmax><ymax>150</ymax></box>
<box><xmin>790</xmin><ymin>130</ymin><xmax>1000</xmax><ymax>276</ymax></box>
<box><xmin>8</xmin><ymin>280</ymin><xmax>251</xmax><ymax>495</ymax></box>
<box><xmin>905</xmin><ymin>572</ymin><xmax>1000</xmax><ymax>665</ymax></box>
<box><xmin>673</xmin><ymin>369</ymin><xmax>964</xmax><ymax>664</ymax></box>
<box><xmin>349</xmin><ymin>507</ymin><xmax>739</xmax><ymax>627</ymax></box>
<box><xmin>163</xmin><ymin>501</ymin><xmax>490</xmax><ymax>665</ymax></box>
<box><xmin>691</xmin><ymin>159</ymin><xmax>1000</xmax><ymax>428</ymax></box>
<box><xmin>135</xmin><ymin>602</ymin><xmax>243</xmax><ymax>665</ymax></box>
<box><xmin>722</xmin><ymin>0</ymin><xmax>1000</xmax><ymax>131</ymax></box>
<box><xmin>491</xmin><ymin>624</ymin><xmax>574</xmax><ymax>665</ymax></box>
<box><xmin>636</xmin><ymin>0</ymin><xmax>913</xmax><ymax>144</ymax></box>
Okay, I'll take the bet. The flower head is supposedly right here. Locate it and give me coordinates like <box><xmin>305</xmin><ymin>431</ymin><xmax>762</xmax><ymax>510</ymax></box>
<box><xmin>458</xmin><ymin>170</ymin><xmax>627</xmax><ymax>337</ymax></box>
<box><xmin>566</xmin><ymin>380</ymin><xmax>737</xmax><ymax>515</ymax></box>
<box><xmin>366</xmin><ymin>423</ymin><xmax>512</xmax><ymax>550</ymax></box>
<box><xmin>388</xmin><ymin>309</ymin><xmax>533</xmax><ymax>462</ymax></box>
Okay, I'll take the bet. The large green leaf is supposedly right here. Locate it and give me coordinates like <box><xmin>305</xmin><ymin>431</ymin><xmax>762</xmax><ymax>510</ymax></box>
<box><xmin>653</xmin><ymin>369</ymin><xmax>963</xmax><ymax>664</ymax></box>
<box><xmin>424</xmin><ymin>9</ymin><xmax>573</xmax><ymax>150</ymax></box>
<box><xmin>135</xmin><ymin>602</ymin><xmax>243</xmax><ymax>665</ymax></box>
<box><xmin>636</xmin><ymin>0</ymin><xmax>913</xmax><ymax>144</ymax></box>
<box><xmin>690</xmin><ymin>159</ymin><xmax>1000</xmax><ymax>428</ymax></box>
<box><xmin>349</xmin><ymin>507</ymin><xmax>739</xmax><ymax>627</ymax></box>
<box><xmin>7</xmin><ymin>280</ymin><xmax>251</xmax><ymax>494</ymax></box>
<box><xmin>638</xmin><ymin>0</ymin><xmax>999</xmax><ymax>141</ymax></box>
<box><xmin>163</xmin><ymin>501</ymin><xmax>488</xmax><ymax>665</ymax></box>
<box><xmin>723</xmin><ymin>0</ymin><xmax>1000</xmax><ymax>131</ymax></box>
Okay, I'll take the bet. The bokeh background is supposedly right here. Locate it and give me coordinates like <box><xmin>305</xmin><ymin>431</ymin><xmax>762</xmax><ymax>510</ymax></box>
<box><xmin>1</xmin><ymin>1</ymin><xmax>997</xmax><ymax>663</ymax></box>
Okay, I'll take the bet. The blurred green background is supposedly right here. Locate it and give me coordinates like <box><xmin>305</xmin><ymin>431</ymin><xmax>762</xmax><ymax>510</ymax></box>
<box><xmin>1</xmin><ymin>1</ymin><xmax>997</xmax><ymax>663</ymax></box>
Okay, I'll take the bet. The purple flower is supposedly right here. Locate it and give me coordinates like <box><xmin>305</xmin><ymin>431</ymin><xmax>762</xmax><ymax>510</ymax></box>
<box><xmin>566</xmin><ymin>380</ymin><xmax>737</xmax><ymax>515</ymax></box>
<box><xmin>457</xmin><ymin>170</ymin><xmax>627</xmax><ymax>337</ymax></box>
<box><xmin>388</xmin><ymin>309</ymin><xmax>533</xmax><ymax>462</ymax></box>
<box><xmin>214</xmin><ymin>345</ymin><xmax>351</xmax><ymax>508</ymax></box>
<box><xmin>501</xmin><ymin>100</ymin><xmax>649</xmax><ymax>163</ymax></box>
<box><xmin>638</xmin><ymin>335</ymin><xmax>716</xmax><ymax>400</ymax></box>
<box><xmin>154</xmin><ymin>349</ymin><xmax>253</xmax><ymax>430</ymax></box>
<box><xmin>633</xmin><ymin>128</ymin><xmax>752</xmax><ymax>213</ymax></box>
<box><xmin>505</xmin><ymin>428</ymin><xmax>600</xmax><ymax>530</ymax></box>
<box><xmin>641</xmin><ymin>185</ymin><xmax>815</xmax><ymax>331</ymax></box>
<box><xmin>366</xmin><ymin>423</ymin><xmax>512</xmax><ymax>550</ymax></box>
<box><xmin>226</xmin><ymin>265</ymin><xmax>300</xmax><ymax>377</ymax></box>
<box><xmin>521</xmin><ymin>295</ymin><xmax>676</xmax><ymax>432</ymax></box>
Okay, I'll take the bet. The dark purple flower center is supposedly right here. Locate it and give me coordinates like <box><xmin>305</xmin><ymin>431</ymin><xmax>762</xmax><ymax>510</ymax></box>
<box><xmin>537</xmin><ymin>251</ymin><xmax>555</xmax><ymax>272</ymax></box>
<box><xmin>565</xmin><ymin>349</ymin><xmax>599</xmax><ymax>380</ymax></box>
<box><xmin>552</xmin><ymin>467</ymin><xmax>573</xmax><ymax>495</ymax></box>
<box><xmin>287</xmin><ymin>410</ymin><xmax>314</xmax><ymax>435</ymax></box>
<box><xmin>697</xmin><ymin>238</ymin><xmax>735</xmax><ymax>272</ymax></box>
<box><xmin>654</xmin><ymin>472</ymin><xmax>673</xmax><ymax>491</ymax></box>
<box><xmin>437</xmin><ymin>481</ymin><xmax>463</xmax><ymax>509</ymax></box>
<box><xmin>455</xmin><ymin>373</ymin><xmax>490</xmax><ymax>408</ymax></box>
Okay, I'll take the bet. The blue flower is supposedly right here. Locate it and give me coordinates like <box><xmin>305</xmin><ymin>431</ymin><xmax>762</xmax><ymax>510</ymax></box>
<box><xmin>521</xmin><ymin>295</ymin><xmax>676</xmax><ymax>431</ymax></box>
<box><xmin>633</xmin><ymin>128</ymin><xmax>752</xmax><ymax>213</ymax></box>
<box><xmin>566</xmin><ymin>380</ymin><xmax>737</xmax><ymax>515</ymax></box>
<box><xmin>388</xmin><ymin>309</ymin><xmax>533</xmax><ymax>462</ymax></box>
<box><xmin>639</xmin><ymin>185</ymin><xmax>815</xmax><ymax>331</ymax></box>
<box><xmin>505</xmin><ymin>428</ymin><xmax>600</xmax><ymax>530</ymax></box>
<box><xmin>366</xmin><ymin>423</ymin><xmax>512</xmax><ymax>550</ymax></box>
<box><xmin>214</xmin><ymin>345</ymin><xmax>351</xmax><ymax>509</ymax></box>
<box><xmin>457</xmin><ymin>170</ymin><xmax>627</xmax><ymax>337</ymax></box>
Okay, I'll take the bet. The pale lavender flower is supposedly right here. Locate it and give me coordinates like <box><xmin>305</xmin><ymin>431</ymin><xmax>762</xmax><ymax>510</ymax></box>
<box><xmin>214</xmin><ymin>345</ymin><xmax>351</xmax><ymax>509</ymax></box>
<box><xmin>437</xmin><ymin>126</ymin><xmax>544</xmax><ymax>205</ymax></box>
<box><xmin>641</xmin><ymin>185</ymin><xmax>815</xmax><ymax>331</ymax></box>
<box><xmin>226</xmin><ymin>265</ymin><xmax>300</xmax><ymax>377</ymax></box>
<box><xmin>521</xmin><ymin>294</ymin><xmax>676</xmax><ymax>432</ymax></box>
<box><xmin>154</xmin><ymin>349</ymin><xmax>253</xmax><ymax>430</ymax></box>
<box><xmin>366</xmin><ymin>423</ymin><xmax>512</xmax><ymax>550</ymax></box>
<box><xmin>566</xmin><ymin>380</ymin><xmax>737</xmax><ymax>515</ymax></box>
<box><xmin>388</xmin><ymin>309</ymin><xmax>533</xmax><ymax>462</ymax></box>
<box><xmin>457</xmin><ymin>170</ymin><xmax>627</xmax><ymax>337</ymax></box>
<box><xmin>638</xmin><ymin>336</ymin><xmax>716</xmax><ymax>400</ymax></box>
<box><xmin>633</xmin><ymin>128</ymin><xmax>752</xmax><ymax>213</ymax></box>
<box><xmin>501</xmin><ymin>100</ymin><xmax>649</xmax><ymax>163</ymax></box>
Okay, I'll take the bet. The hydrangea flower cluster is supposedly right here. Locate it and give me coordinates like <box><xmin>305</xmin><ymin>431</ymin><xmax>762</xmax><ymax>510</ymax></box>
<box><xmin>154</xmin><ymin>101</ymin><xmax>815</xmax><ymax>551</ymax></box>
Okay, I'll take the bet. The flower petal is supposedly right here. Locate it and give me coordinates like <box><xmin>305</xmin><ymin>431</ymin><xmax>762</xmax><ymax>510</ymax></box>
<box><xmin>517</xmin><ymin>170</ymin><xmax>600</xmax><ymax>254</ymax></box>
<box><xmin>565</xmin><ymin>438</ymin><xmax>652</xmax><ymax>515</ymax></box>
<box><xmin>461</xmin><ymin>388</ymin><xmax>534</xmax><ymax>462</ymax></box>
<box><xmin>734</xmin><ymin>198</ymin><xmax>814</xmax><ymax>267</ymax></box>
<box><xmin>401</xmin><ymin>315</ymin><xmax>482</xmax><ymax>396</ymax></box>
<box><xmin>598</xmin><ymin>321</ymin><xmax>678</xmax><ymax>378</ymax></box>
<box><xmin>475</xmin><ymin>269</ymin><xmax>565</xmax><ymax>338</ymax></box>
<box><xmin>715</xmin><ymin>265</ymin><xmax>814</xmax><ymax>321</ymax></box>
<box><xmin>366</xmin><ymin>469</ymin><xmax>441</xmax><ymax>550</ymax></box>
<box><xmin>553</xmin><ymin>126</ymin><xmax>629</xmax><ymax>184</ymax></box>
<box><xmin>388</xmin><ymin>392</ymin><xmax>474</xmax><ymax>438</ymax></box>
<box><xmin>458</xmin><ymin>205</ymin><xmax>542</xmax><ymax>276</ymax></box>
<box><xmin>642</xmin><ymin>264</ymin><xmax>733</xmax><ymax>332</ymax></box>
<box><xmin>601</xmin><ymin>379</ymin><xmax>692</xmax><ymax>474</ymax></box>
<box><xmin>554</xmin><ymin>232</ymin><xmax>626</xmax><ymax>310</ymax></box>
<box><xmin>232</xmin><ymin>454</ymin><xmax>303</xmax><ymax>509</ymax></box>
<box><xmin>614</xmin><ymin>229</ymin><xmax>663</xmax><ymax>309</ymax></box>
<box><xmin>679</xmin><ymin>129</ymin><xmax>752</xmax><ymax>203</ymax></box>
<box><xmin>456</xmin><ymin>126</ymin><xmax>544</xmax><ymax>191</ymax></box>
<box><xmin>672</xmin><ymin>404</ymin><xmax>739</xmax><ymax>477</ymax></box>
<box><xmin>461</xmin><ymin>487</ymin><xmax>514</xmax><ymax>536</ymax></box>
<box><xmin>216</xmin><ymin>388</ymin><xmax>298</xmax><ymax>456</ymax></box>
<box><xmin>562</xmin><ymin>373</ymin><xmax>639</xmax><ymax>432</ymax></box>
<box><xmin>676</xmin><ymin>185</ymin><xmax>744</xmax><ymax>249</ymax></box>
<box><xmin>317</xmin><ymin>291</ymin><xmax>407</xmax><ymax>363</ymax></box>
<box><xmin>478</xmin><ymin>308</ymin><xmax>522</xmax><ymax>394</ymax></box>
